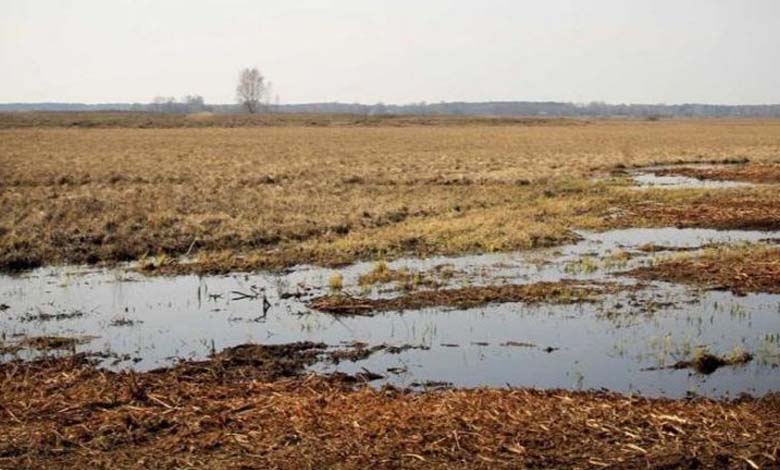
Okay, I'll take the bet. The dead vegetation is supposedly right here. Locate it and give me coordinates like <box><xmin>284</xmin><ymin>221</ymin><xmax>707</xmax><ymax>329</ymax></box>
<box><xmin>309</xmin><ymin>280</ymin><xmax>621</xmax><ymax>315</ymax></box>
<box><xmin>630</xmin><ymin>244</ymin><xmax>780</xmax><ymax>295</ymax></box>
<box><xmin>613</xmin><ymin>185</ymin><xmax>780</xmax><ymax>231</ymax></box>
<box><xmin>357</xmin><ymin>261</ymin><xmax>454</xmax><ymax>291</ymax></box>
<box><xmin>1</xmin><ymin>335</ymin><xmax>93</xmax><ymax>355</ymax></box>
<box><xmin>1</xmin><ymin>353</ymin><xmax>779</xmax><ymax>469</ymax></box>
<box><xmin>644</xmin><ymin>347</ymin><xmax>755</xmax><ymax>375</ymax></box>
<box><xmin>681</xmin><ymin>349</ymin><xmax>754</xmax><ymax>375</ymax></box>
<box><xmin>0</xmin><ymin>112</ymin><xmax>587</xmax><ymax>129</ymax></box>
<box><xmin>2</xmin><ymin>119</ymin><xmax>780</xmax><ymax>273</ymax></box>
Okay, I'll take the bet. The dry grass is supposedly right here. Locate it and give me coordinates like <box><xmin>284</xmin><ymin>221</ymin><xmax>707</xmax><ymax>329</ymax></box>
<box><xmin>310</xmin><ymin>281</ymin><xmax>627</xmax><ymax>315</ymax></box>
<box><xmin>630</xmin><ymin>244</ymin><xmax>780</xmax><ymax>295</ymax></box>
<box><xmin>0</xmin><ymin>112</ymin><xmax>586</xmax><ymax>129</ymax></box>
<box><xmin>2</xmin><ymin>117</ymin><xmax>780</xmax><ymax>272</ymax></box>
<box><xmin>1</xmin><ymin>355</ymin><xmax>779</xmax><ymax>469</ymax></box>
<box><xmin>357</xmin><ymin>261</ymin><xmax>446</xmax><ymax>290</ymax></box>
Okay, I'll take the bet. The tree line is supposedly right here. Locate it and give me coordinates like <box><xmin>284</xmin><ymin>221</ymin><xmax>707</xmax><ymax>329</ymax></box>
<box><xmin>3</xmin><ymin>65</ymin><xmax>780</xmax><ymax>118</ymax></box>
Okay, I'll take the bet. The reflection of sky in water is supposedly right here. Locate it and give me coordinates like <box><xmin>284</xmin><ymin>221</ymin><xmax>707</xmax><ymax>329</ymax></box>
<box><xmin>630</xmin><ymin>166</ymin><xmax>754</xmax><ymax>189</ymax></box>
<box><xmin>1</xmin><ymin>228</ymin><xmax>779</xmax><ymax>398</ymax></box>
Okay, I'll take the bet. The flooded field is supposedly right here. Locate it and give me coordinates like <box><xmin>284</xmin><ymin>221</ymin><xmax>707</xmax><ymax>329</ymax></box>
<box><xmin>3</xmin><ymin>227</ymin><xmax>779</xmax><ymax>398</ymax></box>
<box><xmin>3</xmin><ymin>118</ymin><xmax>780</xmax><ymax>468</ymax></box>
<box><xmin>630</xmin><ymin>169</ymin><xmax>754</xmax><ymax>189</ymax></box>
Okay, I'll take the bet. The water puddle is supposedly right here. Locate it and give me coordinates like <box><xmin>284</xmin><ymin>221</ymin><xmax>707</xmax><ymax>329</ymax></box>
<box><xmin>629</xmin><ymin>165</ymin><xmax>753</xmax><ymax>189</ymax></box>
<box><xmin>2</xmin><ymin>227</ymin><xmax>780</xmax><ymax>398</ymax></box>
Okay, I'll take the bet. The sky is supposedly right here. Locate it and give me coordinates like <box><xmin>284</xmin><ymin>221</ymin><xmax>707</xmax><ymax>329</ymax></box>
<box><xmin>1</xmin><ymin>0</ymin><xmax>779</xmax><ymax>105</ymax></box>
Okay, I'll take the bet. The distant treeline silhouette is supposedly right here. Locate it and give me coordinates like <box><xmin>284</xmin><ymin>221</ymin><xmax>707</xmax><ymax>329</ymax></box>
<box><xmin>3</xmin><ymin>100</ymin><xmax>780</xmax><ymax>117</ymax></box>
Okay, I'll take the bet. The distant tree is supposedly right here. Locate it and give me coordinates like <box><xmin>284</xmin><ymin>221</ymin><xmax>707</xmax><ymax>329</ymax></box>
<box><xmin>151</xmin><ymin>96</ymin><xmax>175</xmax><ymax>113</ymax></box>
<box><xmin>182</xmin><ymin>95</ymin><xmax>207</xmax><ymax>113</ymax></box>
<box><xmin>236</xmin><ymin>67</ymin><xmax>267</xmax><ymax>114</ymax></box>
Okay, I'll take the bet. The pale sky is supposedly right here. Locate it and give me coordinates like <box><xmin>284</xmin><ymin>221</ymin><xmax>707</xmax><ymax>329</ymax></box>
<box><xmin>1</xmin><ymin>0</ymin><xmax>779</xmax><ymax>105</ymax></box>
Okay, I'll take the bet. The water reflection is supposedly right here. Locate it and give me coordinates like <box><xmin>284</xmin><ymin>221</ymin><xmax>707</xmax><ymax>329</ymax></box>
<box><xmin>1</xmin><ymin>227</ymin><xmax>779</xmax><ymax>398</ymax></box>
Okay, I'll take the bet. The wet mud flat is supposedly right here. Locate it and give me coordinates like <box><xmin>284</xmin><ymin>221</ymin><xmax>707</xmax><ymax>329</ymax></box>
<box><xmin>3</xmin><ymin>227</ymin><xmax>780</xmax><ymax>398</ymax></box>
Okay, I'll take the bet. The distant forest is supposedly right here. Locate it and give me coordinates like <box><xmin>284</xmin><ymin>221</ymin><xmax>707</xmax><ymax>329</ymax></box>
<box><xmin>3</xmin><ymin>100</ymin><xmax>780</xmax><ymax>118</ymax></box>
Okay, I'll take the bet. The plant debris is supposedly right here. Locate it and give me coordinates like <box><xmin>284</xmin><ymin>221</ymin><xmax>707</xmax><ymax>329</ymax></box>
<box><xmin>109</xmin><ymin>317</ymin><xmax>143</xmax><ymax>327</ymax></box>
<box><xmin>630</xmin><ymin>245</ymin><xmax>780</xmax><ymax>294</ymax></box>
<box><xmin>1</xmin><ymin>353</ymin><xmax>780</xmax><ymax>468</ymax></box>
<box><xmin>621</xmin><ymin>188</ymin><xmax>780</xmax><ymax>231</ymax></box>
<box><xmin>309</xmin><ymin>280</ymin><xmax>622</xmax><ymax>315</ymax></box>
<box><xmin>501</xmin><ymin>341</ymin><xmax>537</xmax><ymax>348</ymax></box>
<box><xmin>647</xmin><ymin>349</ymin><xmax>754</xmax><ymax>375</ymax></box>
<box><xmin>20</xmin><ymin>309</ymin><xmax>86</xmax><ymax>322</ymax></box>
<box><xmin>327</xmin><ymin>342</ymin><xmax>429</xmax><ymax>364</ymax></box>
<box><xmin>196</xmin><ymin>341</ymin><xmax>329</xmax><ymax>380</ymax></box>
<box><xmin>17</xmin><ymin>335</ymin><xmax>94</xmax><ymax>351</ymax></box>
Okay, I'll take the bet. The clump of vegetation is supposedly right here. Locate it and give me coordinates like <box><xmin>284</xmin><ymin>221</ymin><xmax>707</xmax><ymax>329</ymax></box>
<box><xmin>357</xmin><ymin>261</ymin><xmax>393</xmax><ymax>285</ymax></box>
<box><xmin>357</xmin><ymin>261</ymin><xmax>442</xmax><ymax>291</ymax></box>
<box><xmin>564</xmin><ymin>256</ymin><xmax>600</xmax><ymax>274</ymax></box>
<box><xmin>681</xmin><ymin>347</ymin><xmax>753</xmax><ymax>374</ymax></box>
<box><xmin>138</xmin><ymin>254</ymin><xmax>175</xmax><ymax>272</ymax></box>
<box><xmin>328</xmin><ymin>273</ymin><xmax>344</xmax><ymax>291</ymax></box>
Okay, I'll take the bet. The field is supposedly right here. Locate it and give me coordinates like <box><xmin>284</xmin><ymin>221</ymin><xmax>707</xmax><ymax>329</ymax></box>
<box><xmin>3</xmin><ymin>113</ymin><xmax>780</xmax><ymax>468</ymax></box>
<box><xmin>3</xmin><ymin>115</ymin><xmax>780</xmax><ymax>272</ymax></box>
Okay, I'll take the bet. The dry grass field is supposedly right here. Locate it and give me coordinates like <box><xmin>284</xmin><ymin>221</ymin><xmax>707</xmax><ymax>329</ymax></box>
<box><xmin>3</xmin><ymin>115</ymin><xmax>780</xmax><ymax>272</ymax></box>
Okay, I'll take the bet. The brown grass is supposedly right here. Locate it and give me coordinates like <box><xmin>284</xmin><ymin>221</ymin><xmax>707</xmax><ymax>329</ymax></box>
<box><xmin>0</xmin><ymin>112</ymin><xmax>587</xmax><ymax>129</ymax></box>
<box><xmin>615</xmin><ymin>186</ymin><xmax>780</xmax><ymax>231</ymax></box>
<box><xmin>309</xmin><ymin>281</ymin><xmax>624</xmax><ymax>315</ymax></box>
<box><xmin>1</xmin><ymin>354</ymin><xmax>779</xmax><ymax>469</ymax></box>
<box><xmin>2</xmin><ymin>118</ymin><xmax>780</xmax><ymax>272</ymax></box>
<box><xmin>630</xmin><ymin>244</ymin><xmax>780</xmax><ymax>295</ymax></box>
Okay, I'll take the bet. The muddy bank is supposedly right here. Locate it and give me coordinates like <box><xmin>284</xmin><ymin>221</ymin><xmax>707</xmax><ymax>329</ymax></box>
<box><xmin>630</xmin><ymin>245</ymin><xmax>780</xmax><ymax>295</ymax></box>
<box><xmin>2</xmin><ymin>354</ymin><xmax>779</xmax><ymax>469</ymax></box>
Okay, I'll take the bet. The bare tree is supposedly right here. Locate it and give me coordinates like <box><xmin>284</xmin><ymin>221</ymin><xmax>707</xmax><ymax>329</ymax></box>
<box><xmin>236</xmin><ymin>67</ymin><xmax>267</xmax><ymax>114</ymax></box>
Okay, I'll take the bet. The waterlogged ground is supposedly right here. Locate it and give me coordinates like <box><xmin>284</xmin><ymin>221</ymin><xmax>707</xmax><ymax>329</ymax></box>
<box><xmin>2</xmin><ymin>227</ymin><xmax>779</xmax><ymax>398</ymax></box>
<box><xmin>630</xmin><ymin>168</ymin><xmax>755</xmax><ymax>189</ymax></box>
